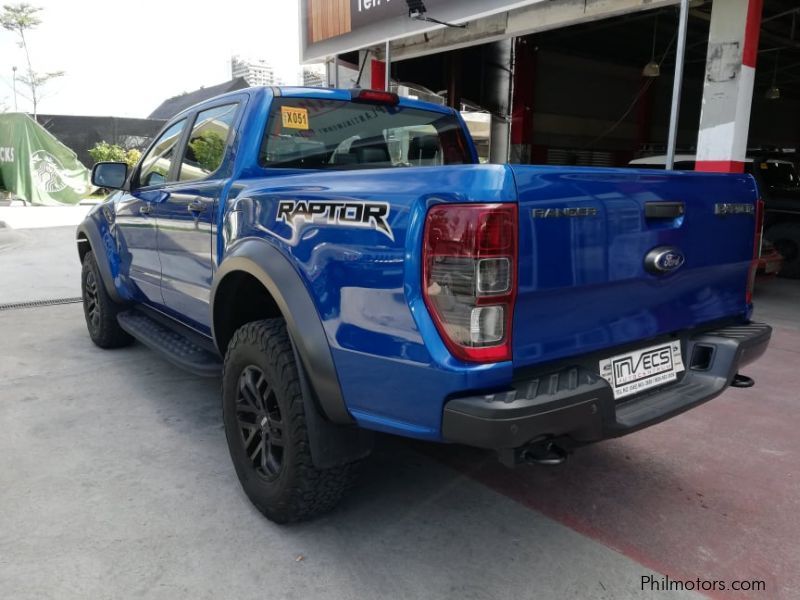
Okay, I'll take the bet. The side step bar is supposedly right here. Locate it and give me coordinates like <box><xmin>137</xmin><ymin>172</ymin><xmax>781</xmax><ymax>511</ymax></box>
<box><xmin>117</xmin><ymin>309</ymin><xmax>222</xmax><ymax>377</ymax></box>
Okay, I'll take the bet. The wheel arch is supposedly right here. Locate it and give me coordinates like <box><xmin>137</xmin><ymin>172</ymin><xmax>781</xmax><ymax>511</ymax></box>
<box><xmin>211</xmin><ymin>239</ymin><xmax>353</xmax><ymax>425</ymax></box>
<box><xmin>75</xmin><ymin>219</ymin><xmax>124</xmax><ymax>303</ymax></box>
<box><xmin>77</xmin><ymin>231</ymin><xmax>91</xmax><ymax>263</ymax></box>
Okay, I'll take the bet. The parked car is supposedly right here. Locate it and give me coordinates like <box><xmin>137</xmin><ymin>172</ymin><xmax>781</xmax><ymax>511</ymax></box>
<box><xmin>629</xmin><ymin>154</ymin><xmax>800</xmax><ymax>278</ymax></box>
<box><xmin>78</xmin><ymin>87</ymin><xmax>771</xmax><ymax>523</ymax></box>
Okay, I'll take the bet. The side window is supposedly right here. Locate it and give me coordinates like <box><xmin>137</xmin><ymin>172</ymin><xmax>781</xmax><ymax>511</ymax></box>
<box><xmin>138</xmin><ymin>119</ymin><xmax>186</xmax><ymax>187</ymax></box>
<box><xmin>386</xmin><ymin>124</ymin><xmax>442</xmax><ymax>166</ymax></box>
<box><xmin>179</xmin><ymin>104</ymin><xmax>238</xmax><ymax>182</ymax></box>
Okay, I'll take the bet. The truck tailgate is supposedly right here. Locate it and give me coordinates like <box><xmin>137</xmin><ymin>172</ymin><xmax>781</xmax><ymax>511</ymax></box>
<box><xmin>510</xmin><ymin>165</ymin><xmax>759</xmax><ymax>368</ymax></box>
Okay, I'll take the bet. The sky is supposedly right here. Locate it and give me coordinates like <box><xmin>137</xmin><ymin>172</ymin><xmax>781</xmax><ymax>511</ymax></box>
<box><xmin>0</xmin><ymin>0</ymin><xmax>303</xmax><ymax>118</ymax></box>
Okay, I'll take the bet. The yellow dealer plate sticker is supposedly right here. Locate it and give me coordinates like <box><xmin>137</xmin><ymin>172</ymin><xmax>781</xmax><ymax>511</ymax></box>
<box><xmin>281</xmin><ymin>106</ymin><xmax>309</xmax><ymax>130</ymax></box>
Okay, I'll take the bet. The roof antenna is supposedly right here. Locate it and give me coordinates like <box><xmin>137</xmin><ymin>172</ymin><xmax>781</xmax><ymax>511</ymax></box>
<box><xmin>406</xmin><ymin>0</ymin><xmax>466</xmax><ymax>28</ymax></box>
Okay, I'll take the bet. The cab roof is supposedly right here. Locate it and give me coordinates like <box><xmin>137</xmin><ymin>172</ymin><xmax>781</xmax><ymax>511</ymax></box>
<box><xmin>170</xmin><ymin>85</ymin><xmax>457</xmax><ymax>123</ymax></box>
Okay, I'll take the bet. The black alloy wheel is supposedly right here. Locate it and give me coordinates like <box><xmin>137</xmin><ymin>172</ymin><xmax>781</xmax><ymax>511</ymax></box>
<box><xmin>222</xmin><ymin>319</ymin><xmax>362</xmax><ymax>523</ymax></box>
<box><xmin>80</xmin><ymin>251</ymin><xmax>133</xmax><ymax>348</ymax></box>
<box><xmin>84</xmin><ymin>268</ymin><xmax>101</xmax><ymax>331</ymax></box>
<box><xmin>236</xmin><ymin>365</ymin><xmax>285</xmax><ymax>481</ymax></box>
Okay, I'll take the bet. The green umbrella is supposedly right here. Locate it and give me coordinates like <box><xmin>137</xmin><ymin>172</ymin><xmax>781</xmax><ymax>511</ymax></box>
<box><xmin>0</xmin><ymin>112</ymin><xmax>94</xmax><ymax>205</ymax></box>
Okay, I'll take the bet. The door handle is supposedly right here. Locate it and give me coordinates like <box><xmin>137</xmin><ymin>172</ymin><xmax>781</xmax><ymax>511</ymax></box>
<box><xmin>645</xmin><ymin>201</ymin><xmax>685</xmax><ymax>219</ymax></box>
<box><xmin>139</xmin><ymin>204</ymin><xmax>152</xmax><ymax>216</ymax></box>
<box><xmin>187</xmin><ymin>199</ymin><xmax>205</xmax><ymax>213</ymax></box>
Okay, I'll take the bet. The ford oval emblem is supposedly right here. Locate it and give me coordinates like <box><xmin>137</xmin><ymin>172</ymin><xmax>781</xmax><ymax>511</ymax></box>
<box><xmin>645</xmin><ymin>247</ymin><xmax>685</xmax><ymax>274</ymax></box>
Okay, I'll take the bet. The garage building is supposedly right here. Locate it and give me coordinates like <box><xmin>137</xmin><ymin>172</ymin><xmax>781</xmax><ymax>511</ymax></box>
<box><xmin>300</xmin><ymin>0</ymin><xmax>800</xmax><ymax>276</ymax></box>
<box><xmin>301</xmin><ymin>0</ymin><xmax>799</xmax><ymax>169</ymax></box>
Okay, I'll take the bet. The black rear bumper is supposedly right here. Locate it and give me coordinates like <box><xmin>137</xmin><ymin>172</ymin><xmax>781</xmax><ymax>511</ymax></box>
<box><xmin>442</xmin><ymin>322</ymin><xmax>771</xmax><ymax>450</ymax></box>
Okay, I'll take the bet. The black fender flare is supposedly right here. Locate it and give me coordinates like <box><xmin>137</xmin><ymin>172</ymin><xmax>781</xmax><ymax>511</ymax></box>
<box><xmin>76</xmin><ymin>218</ymin><xmax>124</xmax><ymax>304</ymax></box>
<box><xmin>211</xmin><ymin>237</ymin><xmax>353</xmax><ymax>426</ymax></box>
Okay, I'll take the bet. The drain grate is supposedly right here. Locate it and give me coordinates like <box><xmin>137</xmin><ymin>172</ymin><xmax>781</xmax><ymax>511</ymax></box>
<box><xmin>0</xmin><ymin>297</ymin><xmax>83</xmax><ymax>311</ymax></box>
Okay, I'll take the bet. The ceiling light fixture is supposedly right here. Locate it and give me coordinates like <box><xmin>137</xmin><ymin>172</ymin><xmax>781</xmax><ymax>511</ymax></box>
<box><xmin>406</xmin><ymin>0</ymin><xmax>426</xmax><ymax>18</ymax></box>
<box><xmin>766</xmin><ymin>49</ymin><xmax>781</xmax><ymax>100</ymax></box>
<box><xmin>643</xmin><ymin>13</ymin><xmax>661</xmax><ymax>78</ymax></box>
<box><xmin>405</xmin><ymin>0</ymin><xmax>466</xmax><ymax>28</ymax></box>
<box><xmin>643</xmin><ymin>61</ymin><xmax>661</xmax><ymax>78</ymax></box>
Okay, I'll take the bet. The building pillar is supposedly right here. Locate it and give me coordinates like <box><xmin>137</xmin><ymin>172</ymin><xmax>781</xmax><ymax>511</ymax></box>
<box><xmin>370</xmin><ymin>59</ymin><xmax>385</xmax><ymax>91</ymax></box>
<box><xmin>384</xmin><ymin>40</ymin><xmax>391</xmax><ymax>91</ymax></box>
<box><xmin>445</xmin><ymin>50</ymin><xmax>462</xmax><ymax>110</ymax></box>
<box><xmin>510</xmin><ymin>38</ymin><xmax>535</xmax><ymax>164</ymax></box>
<box><xmin>695</xmin><ymin>0</ymin><xmax>764</xmax><ymax>173</ymax></box>
<box><xmin>485</xmin><ymin>38</ymin><xmax>515</xmax><ymax>164</ymax></box>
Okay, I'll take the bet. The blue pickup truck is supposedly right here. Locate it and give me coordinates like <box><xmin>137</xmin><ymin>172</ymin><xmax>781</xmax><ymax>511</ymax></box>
<box><xmin>78</xmin><ymin>86</ymin><xmax>771</xmax><ymax>523</ymax></box>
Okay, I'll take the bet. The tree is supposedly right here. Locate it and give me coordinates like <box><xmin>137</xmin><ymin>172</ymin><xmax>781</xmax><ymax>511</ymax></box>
<box><xmin>1</xmin><ymin>3</ymin><xmax>64</xmax><ymax>118</ymax></box>
<box><xmin>188</xmin><ymin>132</ymin><xmax>225</xmax><ymax>173</ymax></box>
<box><xmin>88</xmin><ymin>142</ymin><xmax>141</xmax><ymax>168</ymax></box>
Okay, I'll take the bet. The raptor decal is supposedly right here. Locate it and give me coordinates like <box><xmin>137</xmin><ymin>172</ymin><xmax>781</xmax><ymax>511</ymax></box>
<box><xmin>276</xmin><ymin>200</ymin><xmax>394</xmax><ymax>240</ymax></box>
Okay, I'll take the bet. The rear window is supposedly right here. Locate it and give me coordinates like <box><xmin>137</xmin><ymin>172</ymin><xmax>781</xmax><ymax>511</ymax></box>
<box><xmin>259</xmin><ymin>98</ymin><xmax>472</xmax><ymax>170</ymax></box>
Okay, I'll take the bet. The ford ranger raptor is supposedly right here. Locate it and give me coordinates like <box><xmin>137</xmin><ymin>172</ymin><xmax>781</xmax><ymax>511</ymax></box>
<box><xmin>78</xmin><ymin>86</ymin><xmax>771</xmax><ymax>523</ymax></box>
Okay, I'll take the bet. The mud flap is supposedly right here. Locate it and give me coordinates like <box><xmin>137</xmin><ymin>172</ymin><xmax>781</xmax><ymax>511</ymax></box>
<box><xmin>290</xmin><ymin>338</ymin><xmax>373</xmax><ymax>469</ymax></box>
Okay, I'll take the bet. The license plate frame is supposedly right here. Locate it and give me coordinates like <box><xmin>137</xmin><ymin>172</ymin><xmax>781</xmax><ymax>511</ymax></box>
<box><xmin>598</xmin><ymin>340</ymin><xmax>684</xmax><ymax>400</ymax></box>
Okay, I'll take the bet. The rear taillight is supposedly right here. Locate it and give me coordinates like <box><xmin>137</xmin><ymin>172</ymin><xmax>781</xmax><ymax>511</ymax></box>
<box><xmin>746</xmin><ymin>198</ymin><xmax>765</xmax><ymax>304</ymax></box>
<box><xmin>422</xmin><ymin>203</ymin><xmax>518</xmax><ymax>362</ymax></box>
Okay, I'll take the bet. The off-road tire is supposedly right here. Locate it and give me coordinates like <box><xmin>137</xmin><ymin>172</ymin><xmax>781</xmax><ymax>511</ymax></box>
<box><xmin>766</xmin><ymin>223</ymin><xmax>800</xmax><ymax>279</ymax></box>
<box><xmin>81</xmin><ymin>251</ymin><xmax>133</xmax><ymax>349</ymax></box>
<box><xmin>222</xmin><ymin>319</ymin><xmax>359</xmax><ymax>523</ymax></box>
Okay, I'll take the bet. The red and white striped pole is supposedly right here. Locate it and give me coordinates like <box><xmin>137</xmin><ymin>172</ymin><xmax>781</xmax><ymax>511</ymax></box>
<box><xmin>695</xmin><ymin>0</ymin><xmax>764</xmax><ymax>173</ymax></box>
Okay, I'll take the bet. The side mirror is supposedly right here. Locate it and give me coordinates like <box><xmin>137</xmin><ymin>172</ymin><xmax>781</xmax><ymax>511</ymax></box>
<box><xmin>91</xmin><ymin>162</ymin><xmax>128</xmax><ymax>190</ymax></box>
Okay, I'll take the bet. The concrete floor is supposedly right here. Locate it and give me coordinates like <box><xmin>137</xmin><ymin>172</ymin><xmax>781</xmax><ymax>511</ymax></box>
<box><xmin>0</xmin><ymin>227</ymin><xmax>797</xmax><ymax>599</ymax></box>
<box><xmin>0</xmin><ymin>227</ymin><xmax>82</xmax><ymax>304</ymax></box>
